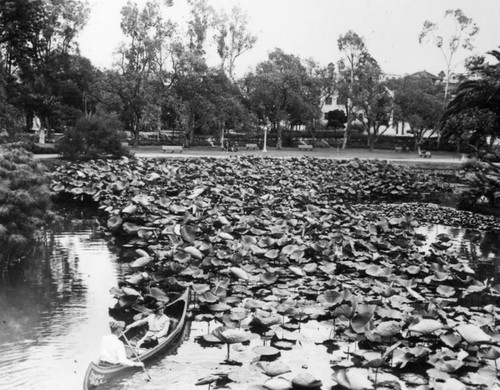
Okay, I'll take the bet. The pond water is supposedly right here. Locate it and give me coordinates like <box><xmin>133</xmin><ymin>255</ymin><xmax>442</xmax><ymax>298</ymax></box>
<box><xmin>1</xmin><ymin>218</ymin><xmax>500</xmax><ymax>390</ymax></box>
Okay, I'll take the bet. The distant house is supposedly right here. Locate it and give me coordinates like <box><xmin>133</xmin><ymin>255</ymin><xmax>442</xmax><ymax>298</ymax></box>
<box><xmin>409</xmin><ymin>70</ymin><xmax>442</xmax><ymax>85</ymax></box>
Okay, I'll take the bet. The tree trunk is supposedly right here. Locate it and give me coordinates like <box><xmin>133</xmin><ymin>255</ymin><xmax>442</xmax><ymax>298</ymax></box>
<box><xmin>276</xmin><ymin>123</ymin><xmax>282</xmax><ymax>149</ymax></box>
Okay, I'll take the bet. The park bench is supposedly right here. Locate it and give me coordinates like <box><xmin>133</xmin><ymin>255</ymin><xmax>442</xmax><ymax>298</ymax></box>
<box><xmin>298</xmin><ymin>144</ymin><xmax>313</xmax><ymax>151</ymax></box>
<box><xmin>394</xmin><ymin>146</ymin><xmax>403</xmax><ymax>152</ymax></box>
<box><xmin>162</xmin><ymin>145</ymin><xmax>183</xmax><ymax>153</ymax></box>
<box><xmin>419</xmin><ymin>150</ymin><xmax>432</xmax><ymax>158</ymax></box>
<box><xmin>245</xmin><ymin>143</ymin><xmax>259</xmax><ymax>150</ymax></box>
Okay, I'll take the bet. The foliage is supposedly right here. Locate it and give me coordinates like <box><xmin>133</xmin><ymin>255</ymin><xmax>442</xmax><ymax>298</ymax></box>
<box><xmin>419</xmin><ymin>8</ymin><xmax>479</xmax><ymax>100</ymax></box>
<box><xmin>442</xmin><ymin>49</ymin><xmax>500</xmax><ymax>154</ymax></box>
<box><xmin>349</xmin><ymin>57</ymin><xmax>394</xmax><ymax>150</ymax></box>
<box><xmin>213</xmin><ymin>5</ymin><xmax>256</xmax><ymax>80</ymax></box>
<box><xmin>389</xmin><ymin>75</ymin><xmax>444</xmax><ymax>148</ymax></box>
<box><xmin>337</xmin><ymin>31</ymin><xmax>374</xmax><ymax>149</ymax></box>
<box><xmin>244</xmin><ymin>49</ymin><xmax>324</xmax><ymax>149</ymax></box>
<box><xmin>49</xmin><ymin>156</ymin><xmax>500</xmax><ymax>388</ymax></box>
<box><xmin>0</xmin><ymin>0</ymin><xmax>91</xmax><ymax>132</ymax></box>
<box><xmin>325</xmin><ymin>109</ymin><xmax>347</xmax><ymax>129</ymax></box>
<box><xmin>57</xmin><ymin>115</ymin><xmax>130</xmax><ymax>161</ymax></box>
<box><xmin>0</xmin><ymin>146</ymin><xmax>53</xmax><ymax>274</ymax></box>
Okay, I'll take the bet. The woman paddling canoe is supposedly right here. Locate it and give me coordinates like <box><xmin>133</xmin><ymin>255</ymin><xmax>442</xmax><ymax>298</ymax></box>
<box><xmin>83</xmin><ymin>288</ymin><xmax>191</xmax><ymax>390</ymax></box>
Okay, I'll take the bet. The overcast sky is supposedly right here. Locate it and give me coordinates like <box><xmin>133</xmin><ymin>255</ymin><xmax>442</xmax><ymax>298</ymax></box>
<box><xmin>78</xmin><ymin>0</ymin><xmax>500</xmax><ymax>77</ymax></box>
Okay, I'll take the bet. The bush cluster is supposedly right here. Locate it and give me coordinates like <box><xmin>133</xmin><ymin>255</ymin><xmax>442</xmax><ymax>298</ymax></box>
<box><xmin>57</xmin><ymin>115</ymin><xmax>131</xmax><ymax>161</ymax></box>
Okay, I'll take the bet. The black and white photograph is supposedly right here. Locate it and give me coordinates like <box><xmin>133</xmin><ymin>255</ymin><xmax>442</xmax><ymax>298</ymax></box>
<box><xmin>1</xmin><ymin>0</ymin><xmax>500</xmax><ymax>389</ymax></box>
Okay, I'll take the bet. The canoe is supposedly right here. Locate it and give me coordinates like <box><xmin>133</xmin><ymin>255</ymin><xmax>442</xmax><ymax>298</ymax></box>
<box><xmin>83</xmin><ymin>287</ymin><xmax>191</xmax><ymax>390</ymax></box>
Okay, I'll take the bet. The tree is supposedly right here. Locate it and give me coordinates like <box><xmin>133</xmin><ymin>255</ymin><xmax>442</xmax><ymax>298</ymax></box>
<box><xmin>112</xmin><ymin>0</ymin><xmax>174</xmax><ymax>144</ymax></box>
<box><xmin>0</xmin><ymin>0</ymin><xmax>90</xmax><ymax>132</ymax></box>
<box><xmin>441</xmin><ymin>108</ymin><xmax>496</xmax><ymax>152</ymax></box>
<box><xmin>325</xmin><ymin>109</ymin><xmax>347</xmax><ymax>129</ymax></box>
<box><xmin>389</xmin><ymin>75</ymin><xmax>444</xmax><ymax>150</ymax></box>
<box><xmin>419</xmin><ymin>9</ymin><xmax>479</xmax><ymax>101</ymax></box>
<box><xmin>214</xmin><ymin>6</ymin><xmax>257</xmax><ymax>80</ymax></box>
<box><xmin>244</xmin><ymin>49</ymin><xmax>322</xmax><ymax>149</ymax></box>
<box><xmin>350</xmin><ymin>58</ymin><xmax>394</xmax><ymax>151</ymax></box>
<box><xmin>337</xmin><ymin>31</ymin><xmax>370</xmax><ymax>149</ymax></box>
<box><xmin>441</xmin><ymin>49</ymin><xmax>500</xmax><ymax>153</ymax></box>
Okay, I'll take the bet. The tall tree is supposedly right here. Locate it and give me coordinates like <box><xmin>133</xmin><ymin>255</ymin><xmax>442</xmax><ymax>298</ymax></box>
<box><xmin>337</xmin><ymin>31</ymin><xmax>370</xmax><ymax>149</ymax></box>
<box><xmin>214</xmin><ymin>6</ymin><xmax>256</xmax><ymax>80</ymax></box>
<box><xmin>350</xmin><ymin>57</ymin><xmax>394</xmax><ymax>151</ymax></box>
<box><xmin>113</xmin><ymin>0</ymin><xmax>174</xmax><ymax>144</ymax></box>
<box><xmin>419</xmin><ymin>9</ymin><xmax>479</xmax><ymax>101</ymax></box>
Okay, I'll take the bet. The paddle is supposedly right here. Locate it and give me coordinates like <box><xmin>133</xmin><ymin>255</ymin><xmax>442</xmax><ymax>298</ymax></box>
<box><xmin>121</xmin><ymin>332</ymin><xmax>151</xmax><ymax>382</ymax></box>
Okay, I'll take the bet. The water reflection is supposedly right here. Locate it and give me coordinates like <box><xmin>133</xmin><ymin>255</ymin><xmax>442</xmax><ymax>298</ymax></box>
<box><xmin>0</xmin><ymin>224</ymin><xmax>122</xmax><ymax>390</ymax></box>
<box><xmin>416</xmin><ymin>224</ymin><xmax>500</xmax><ymax>282</ymax></box>
<box><xmin>1</xmin><ymin>217</ymin><xmax>500</xmax><ymax>390</ymax></box>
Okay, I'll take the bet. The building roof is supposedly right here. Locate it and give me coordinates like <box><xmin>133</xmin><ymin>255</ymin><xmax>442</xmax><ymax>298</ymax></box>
<box><xmin>410</xmin><ymin>70</ymin><xmax>441</xmax><ymax>81</ymax></box>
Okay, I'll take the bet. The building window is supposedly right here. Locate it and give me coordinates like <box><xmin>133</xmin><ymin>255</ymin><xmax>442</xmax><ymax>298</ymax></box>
<box><xmin>325</xmin><ymin>96</ymin><xmax>333</xmax><ymax>105</ymax></box>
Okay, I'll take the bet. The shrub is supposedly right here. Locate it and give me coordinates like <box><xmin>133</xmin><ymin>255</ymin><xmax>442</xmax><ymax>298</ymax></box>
<box><xmin>0</xmin><ymin>146</ymin><xmax>55</xmax><ymax>274</ymax></box>
<box><xmin>57</xmin><ymin>115</ymin><xmax>132</xmax><ymax>161</ymax></box>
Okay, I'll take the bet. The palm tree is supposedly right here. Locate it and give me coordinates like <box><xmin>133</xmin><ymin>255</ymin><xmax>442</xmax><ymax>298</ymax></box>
<box><xmin>441</xmin><ymin>49</ymin><xmax>500</xmax><ymax>149</ymax></box>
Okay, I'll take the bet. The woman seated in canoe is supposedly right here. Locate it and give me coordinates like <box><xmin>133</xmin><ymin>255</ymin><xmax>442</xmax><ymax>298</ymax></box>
<box><xmin>125</xmin><ymin>302</ymin><xmax>171</xmax><ymax>348</ymax></box>
<box><xmin>100</xmin><ymin>321</ymin><xmax>145</xmax><ymax>367</ymax></box>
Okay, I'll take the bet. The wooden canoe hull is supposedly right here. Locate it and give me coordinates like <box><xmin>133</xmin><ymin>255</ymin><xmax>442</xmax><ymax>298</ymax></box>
<box><xmin>83</xmin><ymin>288</ymin><xmax>190</xmax><ymax>390</ymax></box>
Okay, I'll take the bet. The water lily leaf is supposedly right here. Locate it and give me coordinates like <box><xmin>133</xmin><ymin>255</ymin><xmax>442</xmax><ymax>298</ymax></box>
<box><xmin>434</xmin><ymin>359</ymin><xmax>464</xmax><ymax>373</ymax></box>
<box><xmin>289</xmin><ymin>250</ymin><xmax>304</xmax><ymax>261</ymax></box>
<box><xmin>303</xmin><ymin>263</ymin><xmax>317</xmax><ymax>273</ymax></box>
<box><xmin>147</xmin><ymin>287</ymin><xmax>169</xmax><ymax>303</ymax></box>
<box><xmin>252</xmin><ymin>345</ymin><xmax>280</xmax><ymax>357</ymax></box>
<box><xmin>121</xmin><ymin>204</ymin><xmax>137</xmax><ymax>214</ymax></box>
<box><xmin>251</xmin><ymin>312</ymin><xmax>281</xmax><ymax>327</ymax></box>
<box><xmin>440</xmin><ymin>333</ymin><xmax>462</xmax><ymax>348</ymax></box>
<box><xmin>455</xmin><ymin>324</ymin><xmax>493</xmax><ymax>345</ymax></box>
<box><xmin>263</xmin><ymin>377</ymin><xmax>291</xmax><ymax>390</ymax></box>
<box><xmin>373</xmin><ymin>321</ymin><xmax>401</xmax><ymax>338</ymax></box>
<box><xmin>436</xmin><ymin>285</ymin><xmax>455</xmax><ymax>297</ymax></box>
<box><xmin>131</xmin><ymin>249</ymin><xmax>152</xmax><ymax>267</ymax></box>
<box><xmin>319</xmin><ymin>263</ymin><xmax>337</xmax><ymax>274</ymax></box>
<box><xmin>291</xmin><ymin>372</ymin><xmax>322</xmax><ymax>388</ymax></box>
<box><xmin>219</xmin><ymin>231</ymin><xmax>234</xmax><ymax>241</ymax></box>
<box><xmin>265</xmin><ymin>249</ymin><xmax>280</xmax><ymax>259</ymax></box>
<box><xmin>351</xmin><ymin>312</ymin><xmax>373</xmax><ymax>333</ymax></box>
<box><xmin>191</xmin><ymin>283</ymin><xmax>210</xmax><ymax>295</ymax></box>
<box><xmin>133</xmin><ymin>194</ymin><xmax>150</xmax><ymax>206</ymax></box>
<box><xmin>332</xmin><ymin>367</ymin><xmax>373</xmax><ymax>390</ymax></box>
<box><xmin>210</xmin><ymin>303</ymin><xmax>231</xmax><ymax>312</ymax></box>
<box><xmin>122</xmin><ymin>222</ymin><xmax>140</xmax><ymax>235</ymax></box>
<box><xmin>230</xmin><ymin>267</ymin><xmax>249</xmax><ymax>280</ymax></box>
<box><xmin>254</xmin><ymin>361</ymin><xmax>291</xmax><ymax>377</ymax></box>
<box><xmin>180</xmin><ymin>225</ymin><xmax>197</xmax><ymax>242</ymax></box>
<box><xmin>107</xmin><ymin>215</ymin><xmax>122</xmax><ymax>230</ymax></box>
<box><xmin>187</xmin><ymin>187</ymin><xmax>205</xmax><ymax>199</ymax></box>
<box><xmin>109</xmin><ymin>286</ymin><xmax>125</xmax><ymax>298</ymax></box>
<box><xmin>408</xmin><ymin>319</ymin><xmax>445</xmax><ymax>335</ymax></box>
<box><xmin>198</xmin><ymin>290</ymin><xmax>219</xmax><ymax>303</ymax></box>
<box><xmin>289</xmin><ymin>266</ymin><xmax>304</xmax><ymax>277</ymax></box>
<box><xmin>442</xmin><ymin>378</ymin><xmax>466</xmax><ymax>390</ymax></box>
<box><xmin>121</xmin><ymin>286</ymin><xmax>141</xmax><ymax>296</ymax></box>
<box><xmin>184</xmin><ymin>246</ymin><xmax>203</xmax><ymax>259</ymax></box>
<box><xmin>261</xmin><ymin>272</ymin><xmax>278</xmax><ymax>284</ymax></box>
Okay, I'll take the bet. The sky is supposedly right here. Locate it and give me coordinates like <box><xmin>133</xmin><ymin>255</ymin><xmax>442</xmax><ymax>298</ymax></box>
<box><xmin>78</xmin><ymin>0</ymin><xmax>500</xmax><ymax>77</ymax></box>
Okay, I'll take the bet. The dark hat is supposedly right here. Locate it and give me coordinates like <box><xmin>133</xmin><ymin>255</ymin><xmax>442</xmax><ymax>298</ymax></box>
<box><xmin>151</xmin><ymin>302</ymin><xmax>164</xmax><ymax>312</ymax></box>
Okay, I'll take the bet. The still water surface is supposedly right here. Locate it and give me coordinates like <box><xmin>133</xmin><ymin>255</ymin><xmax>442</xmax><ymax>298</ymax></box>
<box><xmin>0</xmin><ymin>220</ymin><xmax>499</xmax><ymax>390</ymax></box>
